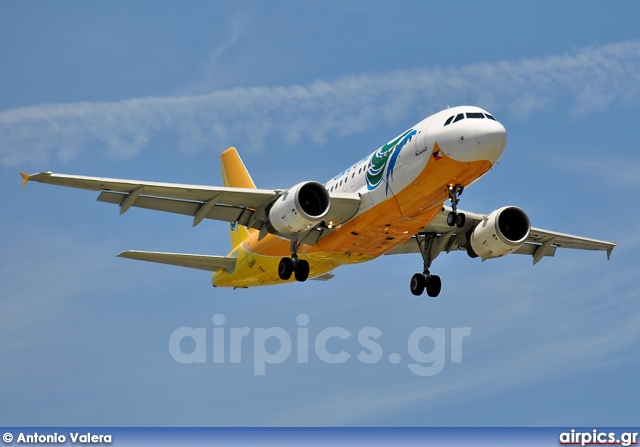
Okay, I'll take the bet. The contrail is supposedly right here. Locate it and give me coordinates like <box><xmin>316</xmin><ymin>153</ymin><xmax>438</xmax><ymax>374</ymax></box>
<box><xmin>2</xmin><ymin>40</ymin><xmax>639</xmax><ymax>167</ymax></box>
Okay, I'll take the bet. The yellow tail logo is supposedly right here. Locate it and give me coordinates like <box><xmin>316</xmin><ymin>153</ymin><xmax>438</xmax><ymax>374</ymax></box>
<box><xmin>219</xmin><ymin>147</ymin><xmax>255</xmax><ymax>249</ymax></box>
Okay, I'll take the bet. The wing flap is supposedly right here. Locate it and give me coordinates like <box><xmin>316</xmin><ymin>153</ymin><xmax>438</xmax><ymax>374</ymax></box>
<box><xmin>98</xmin><ymin>191</ymin><xmax>254</xmax><ymax>224</ymax></box>
<box><xmin>513</xmin><ymin>242</ymin><xmax>557</xmax><ymax>257</ymax></box>
<box><xmin>118</xmin><ymin>250</ymin><xmax>236</xmax><ymax>272</ymax></box>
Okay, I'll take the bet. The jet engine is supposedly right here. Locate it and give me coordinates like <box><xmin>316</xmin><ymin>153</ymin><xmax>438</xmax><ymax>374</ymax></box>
<box><xmin>469</xmin><ymin>206</ymin><xmax>530</xmax><ymax>259</ymax></box>
<box><xmin>267</xmin><ymin>181</ymin><xmax>331</xmax><ymax>234</ymax></box>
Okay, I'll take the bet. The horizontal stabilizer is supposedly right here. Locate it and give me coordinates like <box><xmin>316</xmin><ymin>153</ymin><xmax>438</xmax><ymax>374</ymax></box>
<box><xmin>118</xmin><ymin>250</ymin><xmax>235</xmax><ymax>272</ymax></box>
<box><xmin>309</xmin><ymin>273</ymin><xmax>335</xmax><ymax>281</ymax></box>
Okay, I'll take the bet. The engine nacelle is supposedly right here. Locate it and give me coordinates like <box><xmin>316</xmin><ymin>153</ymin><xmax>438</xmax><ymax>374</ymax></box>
<box><xmin>268</xmin><ymin>181</ymin><xmax>331</xmax><ymax>235</ymax></box>
<box><xmin>469</xmin><ymin>206</ymin><xmax>531</xmax><ymax>259</ymax></box>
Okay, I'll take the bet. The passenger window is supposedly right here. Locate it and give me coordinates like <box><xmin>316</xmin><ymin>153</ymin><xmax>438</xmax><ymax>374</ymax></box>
<box><xmin>444</xmin><ymin>116</ymin><xmax>454</xmax><ymax>126</ymax></box>
<box><xmin>453</xmin><ymin>114</ymin><xmax>464</xmax><ymax>123</ymax></box>
<box><xmin>339</xmin><ymin>180</ymin><xmax>342</xmax><ymax>186</ymax></box>
<box><xmin>466</xmin><ymin>112</ymin><xmax>485</xmax><ymax>119</ymax></box>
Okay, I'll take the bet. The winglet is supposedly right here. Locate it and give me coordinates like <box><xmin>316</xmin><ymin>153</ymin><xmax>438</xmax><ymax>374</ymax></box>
<box><xmin>20</xmin><ymin>172</ymin><xmax>30</xmax><ymax>189</ymax></box>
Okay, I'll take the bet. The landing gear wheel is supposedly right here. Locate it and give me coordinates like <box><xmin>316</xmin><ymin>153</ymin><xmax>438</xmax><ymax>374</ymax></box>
<box><xmin>410</xmin><ymin>273</ymin><xmax>426</xmax><ymax>296</ymax></box>
<box><xmin>426</xmin><ymin>275</ymin><xmax>442</xmax><ymax>298</ymax></box>
<box><xmin>294</xmin><ymin>259</ymin><xmax>310</xmax><ymax>282</ymax></box>
<box><xmin>447</xmin><ymin>184</ymin><xmax>465</xmax><ymax>228</ymax></box>
<box><xmin>412</xmin><ymin>233</ymin><xmax>445</xmax><ymax>298</ymax></box>
<box><xmin>278</xmin><ymin>257</ymin><xmax>294</xmax><ymax>280</ymax></box>
<box><xmin>447</xmin><ymin>212</ymin><xmax>457</xmax><ymax>227</ymax></box>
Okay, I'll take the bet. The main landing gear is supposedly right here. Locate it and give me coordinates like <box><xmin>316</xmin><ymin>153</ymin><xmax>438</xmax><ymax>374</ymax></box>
<box><xmin>410</xmin><ymin>233</ymin><xmax>442</xmax><ymax>297</ymax></box>
<box><xmin>278</xmin><ymin>240</ymin><xmax>310</xmax><ymax>282</ymax></box>
<box><xmin>446</xmin><ymin>184</ymin><xmax>466</xmax><ymax>228</ymax></box>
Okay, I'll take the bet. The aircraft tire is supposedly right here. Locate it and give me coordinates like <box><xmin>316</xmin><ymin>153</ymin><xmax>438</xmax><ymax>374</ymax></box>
<box><xmin>447</xmin><ymin>212</ymin><xmax>457</xmax><ymax>227</ymax></box>
<box><xmin>294</xmin><ymin>260</ymin><xmax>310</xmax><ymax>282</ymax></box>
<box><xmin>426</xmin><ymin>275</ymin><xmax>442</xmax><ymax>298</ymax></box>
<box><xmin>278</xmin><ymin>257</ymin><xmax>294</xmax><ymax>280</ymax></box>
<box><xmin>410</xmin><ymin>273</ymin><xmax>426</xmax><ymax>296</ymax></box>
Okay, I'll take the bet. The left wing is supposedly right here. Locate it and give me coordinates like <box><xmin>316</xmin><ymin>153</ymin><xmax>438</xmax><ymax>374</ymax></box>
<box><xmin>20</xmin><ymin>171</ymin><xmax>361</xmax><ymax>243</ymax></box>
<box><xmin>385</xmin><ymin>206</ymin><xmax>615</xmax><ymax>264</ymax></box>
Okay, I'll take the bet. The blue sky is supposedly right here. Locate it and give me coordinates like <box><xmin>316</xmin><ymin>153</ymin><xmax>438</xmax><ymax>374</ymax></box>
<box><xmin>1</xmin><ymin>1</ymin><xmax>639</xmax><ymax>426</ymax></box>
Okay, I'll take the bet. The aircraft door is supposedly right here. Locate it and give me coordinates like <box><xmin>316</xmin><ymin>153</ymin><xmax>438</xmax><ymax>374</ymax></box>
<box><xmin>415</xmin><ymin>118</ymin><xmax>431</xmax><ymax>155</ymax></box>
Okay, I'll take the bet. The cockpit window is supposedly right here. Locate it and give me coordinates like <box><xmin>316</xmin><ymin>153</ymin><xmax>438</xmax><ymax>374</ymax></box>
<box><xmin>445</xmin><ymin>111</ymin><xmax>497</xmax><ymax>125</ymax></box>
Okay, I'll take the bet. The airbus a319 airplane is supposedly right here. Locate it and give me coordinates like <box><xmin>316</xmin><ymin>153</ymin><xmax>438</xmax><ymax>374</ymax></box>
<box><xmin>21</xmin><ymin>106</ymin><xmax>615</xmax><ymax>296</ymax></box>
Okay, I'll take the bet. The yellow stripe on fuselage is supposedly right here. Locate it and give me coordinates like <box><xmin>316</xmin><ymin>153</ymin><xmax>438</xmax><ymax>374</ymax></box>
<box><xmin>213</xmin><ymin>143</ymin><xmax>492</xmax><ymax>287</ymax></box>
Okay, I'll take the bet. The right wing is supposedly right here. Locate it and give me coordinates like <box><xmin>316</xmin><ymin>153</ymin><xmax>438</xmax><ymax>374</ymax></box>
<box><xmin>385</xmin><ymin>206</ymin><xmax>615</xmax><ymax>264</ymax></box>
<box><xmin>21</xmin><ymin>171</ymin><xmax>361</xmax><ymax>242</ymax></box>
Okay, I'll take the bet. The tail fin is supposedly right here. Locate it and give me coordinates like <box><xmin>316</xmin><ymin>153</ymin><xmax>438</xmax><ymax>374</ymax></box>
<box><xmin>220</xmin><ymin>147</ymin><xmax>255</xmax><ymax>249</ymax></box>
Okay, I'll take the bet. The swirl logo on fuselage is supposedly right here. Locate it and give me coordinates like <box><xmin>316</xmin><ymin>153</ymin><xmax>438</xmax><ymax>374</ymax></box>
<box><xmin>366</xmin><ymin>129</ymin><xmax>417</xmax><ymax>195</ymax></box>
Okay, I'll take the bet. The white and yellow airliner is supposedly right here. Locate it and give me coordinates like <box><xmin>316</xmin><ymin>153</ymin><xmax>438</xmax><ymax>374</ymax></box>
<box><xmin>21</xmin><ymin>106</ymin><xmax>615</xmax><ymax>296</ymax></box>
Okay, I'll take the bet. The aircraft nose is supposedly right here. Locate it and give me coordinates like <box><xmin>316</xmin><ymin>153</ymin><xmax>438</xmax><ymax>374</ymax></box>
<box><xmin>471</xmin><ymin>120</ymin><xmax>507</xmax><ymax>165</ymax></box>
<box><xmin>434</xmin><ymin>111</ymin><xmax>508</xmax><ymax>164</ymax></box>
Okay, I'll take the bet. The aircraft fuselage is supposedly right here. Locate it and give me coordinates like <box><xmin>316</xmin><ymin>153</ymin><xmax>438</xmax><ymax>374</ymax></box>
<box><xmin>213</xmin><ymin>106</ymin><xmax>507</xmax><ymax>287</ymax></box>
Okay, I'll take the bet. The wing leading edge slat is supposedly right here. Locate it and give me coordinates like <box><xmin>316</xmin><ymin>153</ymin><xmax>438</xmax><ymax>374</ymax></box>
<box><xmin>98</xmin><ymin>192</ymin><xmax>254</xmax><ymax>225</ymax></box>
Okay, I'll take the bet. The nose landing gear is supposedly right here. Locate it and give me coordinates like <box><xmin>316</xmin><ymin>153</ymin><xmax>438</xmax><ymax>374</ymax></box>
<box><xmin>278</xmin><ymin>239</ymin><xmax>310</xmax><ymax>282</ymax></box>
<box><xmin>446</xmin><ymin>184</ymin><xmax>466</xmax><ymax>228</ymax></box>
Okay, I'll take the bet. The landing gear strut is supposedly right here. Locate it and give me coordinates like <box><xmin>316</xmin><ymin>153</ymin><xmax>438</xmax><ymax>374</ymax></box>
<box><xmin>446</xmin><ymin>184</ymin><xmax>466</xmax><ymax>228</ymax></box>
<box><xmin>410</xmin><ymin>233</ymin><xmax>442</xmax><ymax>297</ymax></box>
<box><xmin>278</xmin><ymin>239</ymin><xmax>310</xmax><ymax>282</ymax></box>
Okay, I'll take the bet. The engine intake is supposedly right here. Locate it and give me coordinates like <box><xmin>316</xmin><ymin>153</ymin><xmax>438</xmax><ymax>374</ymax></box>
<box><xmin>469</xmin><ymin>206</ymin><xmax>530</xmax><ymax>259</ymax></box>
<box><xmin>268</xmin><ymin>181</ymin><xmax>331</xmax><ymax>235</ymax></box>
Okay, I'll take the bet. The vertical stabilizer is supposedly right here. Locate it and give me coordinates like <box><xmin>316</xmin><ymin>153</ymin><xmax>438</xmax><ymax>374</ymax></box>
<box><xmin>220</xmin><ymin>147</ymin><xmax>255</xmax><ymax>249</ymax></box>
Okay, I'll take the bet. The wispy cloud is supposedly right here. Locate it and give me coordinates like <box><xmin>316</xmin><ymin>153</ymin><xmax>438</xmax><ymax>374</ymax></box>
<box><xmin>184</xmin><ymin>11</ymin><xmax>250</xmax><ymax>94</ymax></box>
<box><xmin>2</xmin><ymin>40</ymin><xmax>640</xmax><ymax>168</ymax></box>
